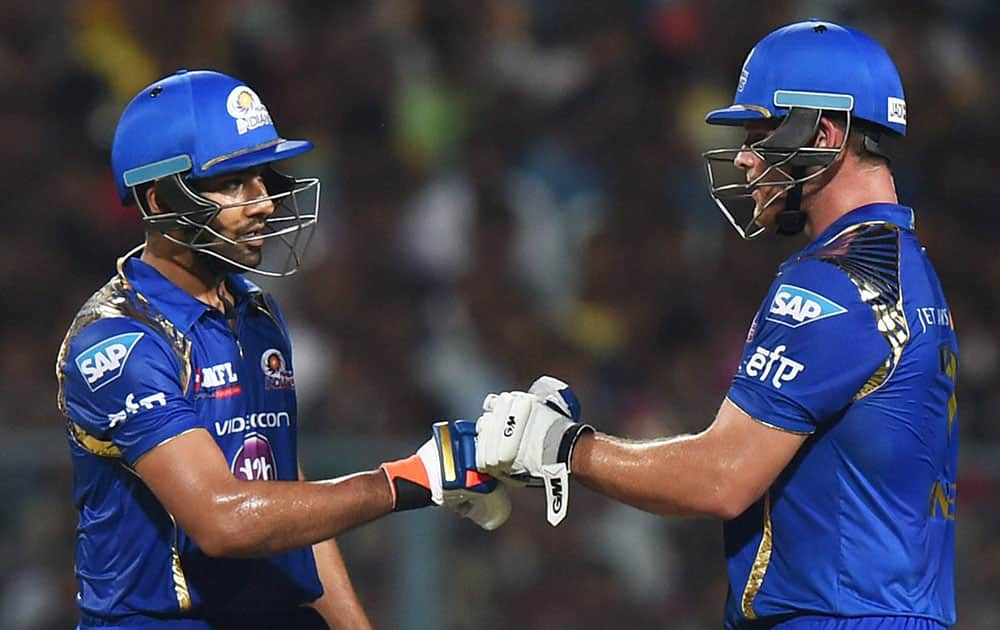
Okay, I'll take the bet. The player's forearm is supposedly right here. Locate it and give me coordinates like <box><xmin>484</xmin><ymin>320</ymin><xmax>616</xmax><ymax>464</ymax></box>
<box><xmin>571</xmin><ymin>431</ymin><xmax>745</xmax><ymax>519</ymax></box>
<box><xmin>201</xmin><ymin>470</ymin><xmax>393</xmax><ymax>557</ymax></box>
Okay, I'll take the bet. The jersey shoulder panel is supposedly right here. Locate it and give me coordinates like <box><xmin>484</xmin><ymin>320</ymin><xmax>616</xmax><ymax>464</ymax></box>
<box><xmin>728</xmin><ymin>226</ymin><xmax>905</xmax><ymax>431</ymax></box>
<box><xmin>57</xmin><ymin>277</ymin><xmax>200</xmax><ymax>464</ymax></box>
<box><xmin>803</xmin><ymin>221</ymin><xmax>909</xmax><ymax>398</ymax></box>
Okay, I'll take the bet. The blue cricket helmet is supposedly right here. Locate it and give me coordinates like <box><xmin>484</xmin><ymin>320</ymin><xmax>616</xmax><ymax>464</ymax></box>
<box><xmin>706</xmin><ymin>20</ymin><xmax>906</xmax><ymax>136</ymax></box>
<box><xmin>111</xmin><ymin>69</ymin><xmax>314</xmax><ymax>203</ymax></box>
<box><xmin>109</xmin><ymin>69</ymin><xmax>321</xmax><ymax>278</ymax></box>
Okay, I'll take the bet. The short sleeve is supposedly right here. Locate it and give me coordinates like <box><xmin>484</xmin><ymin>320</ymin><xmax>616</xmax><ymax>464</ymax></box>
<box><xmin>61</xmin><ymin>318</ymin><xmax>201</xmax><ymax>465</ymax></box>
<box><xmin>726</xmin><ymin>259</ymin><xmax>890</xmax><ymax>433</ymax></box>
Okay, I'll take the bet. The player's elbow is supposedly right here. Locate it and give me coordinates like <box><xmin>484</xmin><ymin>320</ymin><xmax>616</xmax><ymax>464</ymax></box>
<box><xmin>186</xmin><ymin>519</ymin><xmax>241</xmax><ymax>558</ymax></box>
<box><xmin>707</xmin><ymin>479</ymin><xmax>764</xmax><ymax>520</ymax></box>
<box><xmin>708</xmin><ymin>497</ymin><xmax>750</xmax><ymax>521</ymax></box>
<box><xmin>194</xmin><ymin>529</ymin><xmax>241</xmax><ymax>557</ymax></box>
<box><xmin>184</xmin><ymin>498</ymin><xmax>261</xmax><ymax>558</ymax></box>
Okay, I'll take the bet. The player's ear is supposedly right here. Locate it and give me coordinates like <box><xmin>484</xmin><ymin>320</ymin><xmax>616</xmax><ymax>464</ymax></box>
<box><xmin>814</xmin><ymin>115</ymin><xmax>847</xmax><ymax>150</ymax></box>
<box><xmin>144</xmin><ymin>184</ymin><xmax>169</xmax><ymax>215</ymax></box>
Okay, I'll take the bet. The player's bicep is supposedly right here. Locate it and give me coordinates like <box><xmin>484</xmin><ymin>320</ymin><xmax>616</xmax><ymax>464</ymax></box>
<box><xmin>134</xmin><ymin>428</ymin><xmax>241</xmax><ymax>545</ymax></box>
<box><xmin>706</xmin><ymin>398</ymin><xmax>807</xmax><ymax>513</ymax></box>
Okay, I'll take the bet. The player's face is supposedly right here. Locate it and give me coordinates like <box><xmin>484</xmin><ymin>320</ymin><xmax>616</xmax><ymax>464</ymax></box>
<box><xmin>733</xmin><ymin>120</ymin><xmax>786</xmax><ymax>228</ymax></box>
<box><xmin>192</xmin><ymin>167</ymin><xmax>275</xmax><ymax>269</ymax></box>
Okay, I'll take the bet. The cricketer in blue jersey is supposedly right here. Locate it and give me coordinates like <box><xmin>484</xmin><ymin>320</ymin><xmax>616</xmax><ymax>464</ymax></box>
<box><xmin>472</xmin><ymin>20</ymin><xmax>957</xmax><ymax>630</ymax></box>
<box><xmin>56</xmin><ymin>69</ymin><xmax>512</xmax><ymax>630</ymax></box>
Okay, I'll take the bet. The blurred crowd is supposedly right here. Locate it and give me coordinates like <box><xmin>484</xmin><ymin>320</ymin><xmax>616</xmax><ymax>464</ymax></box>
<box><xmin>2</xmin><ymin>0</ymin><xmax>999</xmax><ymax>628</ymax></box>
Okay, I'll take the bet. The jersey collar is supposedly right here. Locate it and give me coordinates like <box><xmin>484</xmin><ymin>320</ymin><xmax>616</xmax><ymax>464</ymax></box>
<box><xmin>119</xmin><ymin>253</ymin><xmax>264</xmax><ymax>332</ymax></box>
<box><xmin>810</xmin><ymin>203</ymin><xmax>915</xmax><ymax>249</ymax></box>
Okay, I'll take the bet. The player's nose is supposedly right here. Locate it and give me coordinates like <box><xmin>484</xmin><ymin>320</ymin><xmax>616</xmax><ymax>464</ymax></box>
<box><xmin>245</xmin><ymin>175</ymin><xmax>275</xmax><ymax>217</ymax></box>
<box><xmin>733</xmin><ymin>146</ymin><xmax>757</xmax><ymax>171</ymax></box>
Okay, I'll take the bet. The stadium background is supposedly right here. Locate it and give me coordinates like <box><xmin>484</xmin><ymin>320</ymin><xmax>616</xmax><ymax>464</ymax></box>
<box><xmin>2</xmin><ymin>1</ymin><xmax>998</xmax><ymax>628</ymax></box>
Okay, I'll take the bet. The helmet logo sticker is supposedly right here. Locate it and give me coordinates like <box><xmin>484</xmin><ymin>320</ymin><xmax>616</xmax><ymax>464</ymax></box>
<box><xmin>738</xmin><ymin>47</ymin><xmax>755</xmax><ymax>93</ymax></box>
<box><xmin>887</xmin><ymin>97</ymin><xmax>906</xmax><ymax>126</ymax></box>
<box><xmin>226</xmin><ymin>86</ymin><xmax>273</xmax><ymax>135</ymax></box>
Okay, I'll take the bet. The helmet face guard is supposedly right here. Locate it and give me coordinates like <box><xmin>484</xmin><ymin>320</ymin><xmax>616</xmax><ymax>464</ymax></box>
<box><xmin>133</xmin><ymin>168</ymin><xmax>320</xmax><ymax>277</ymax></box>
<box><xmin>703</xmin><ymin>105</ymin><xmax>849</xmax><ymax>239</ymax></box>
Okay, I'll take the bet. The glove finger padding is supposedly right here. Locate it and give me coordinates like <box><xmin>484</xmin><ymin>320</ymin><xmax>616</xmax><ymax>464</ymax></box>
<box><xmin>435</xmin><ymin>420</ymin><xmax>512</xmax><ymax>529</ymax></box>
<box><xmin>528</xmin><ymin>376</ymin><xmax>582</xmax><ymax>422</ymax></box>
<box><xmin>476</xmin><ymin>391</ymin><xmax>532</xmax><ymax>473</ymax></box>
<box><xmin>443</xmin><ymin>485</ymin><xmax>511</xmax><ymax>530</ymax></box>
<box><xmin>498</xmin><ymin>393</ymin><xmax>535</xmax><ymax>471</ymax></box>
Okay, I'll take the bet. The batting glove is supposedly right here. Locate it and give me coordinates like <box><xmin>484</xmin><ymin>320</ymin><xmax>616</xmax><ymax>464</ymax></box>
<box><xmin>476</xmin><ymin>376</ymin><xmax>593</xmax><ymax>526</ymax></box>
<box><xmin>381</xmin><ymin>420</ymin><xmax>511</xmax><ymax>530</ymax></box>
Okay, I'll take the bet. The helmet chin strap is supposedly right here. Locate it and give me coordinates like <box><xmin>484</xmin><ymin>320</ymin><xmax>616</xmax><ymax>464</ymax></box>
<box><xmin>775</xmin><ymin>168</ymin><xmax>808</xmax><ymax>236</ymax></box>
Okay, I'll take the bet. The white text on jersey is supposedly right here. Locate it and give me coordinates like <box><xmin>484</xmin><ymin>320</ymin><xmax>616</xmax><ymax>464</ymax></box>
<box><xmin>745</xmin><ymin>345</ymin><xmax>806</xmax><ymax>389</ymax></box>
<box><xmin>214</xmin><ymin>411</ymin><xmax>291</xmax><ymax>436</ymax></box>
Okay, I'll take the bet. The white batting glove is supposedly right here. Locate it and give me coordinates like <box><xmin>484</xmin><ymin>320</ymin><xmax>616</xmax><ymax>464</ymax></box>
<box><xmin>475</xmin><ymin>376</ymin><xmax>592</xmax><ymax>526</ymax></box>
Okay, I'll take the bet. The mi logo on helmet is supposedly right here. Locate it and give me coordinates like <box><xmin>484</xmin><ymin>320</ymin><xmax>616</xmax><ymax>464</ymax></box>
<box><xmin>767</xmin><ymin>284</ymin><xmax>846</xmax><ymax>328</ymax></box>
<box><xmin>226</xmin><ymin>86</ymin><xmax>273</xmax><ymax>135</ymax></box>
<box><xmin>75</xmin><ymin>332</ymin><xmax>144</xmax><ymax>391</ymax></box>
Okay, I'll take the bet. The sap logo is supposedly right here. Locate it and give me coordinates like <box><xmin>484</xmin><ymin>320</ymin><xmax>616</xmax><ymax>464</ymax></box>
<box><xmin>75</xmin><ymin>333</ymin><xmax>144</xmax><ymax>392</ymax></box>
<box><xmin>214</xmin><ymin>411</ymin><xmax>291</xmax><ymax>436</ymax></box>
<box><xmin>767</xmin><ymin>284</ymin><xmax>846</xmax><ymax>328</ymax></box>
<box><xmin>107</xmin><ymin>391</ymin><xmax>167</xmax><ymax>429</ymax></box>
<box><xmin>745</xmin><ymin>345</ymin><xmax>805</xmax><ymax>389</ymax></box>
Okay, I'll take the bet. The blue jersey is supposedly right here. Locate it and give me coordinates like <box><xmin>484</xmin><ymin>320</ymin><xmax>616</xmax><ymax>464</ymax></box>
<box><xmin>56</xmin><ymin>255</ymin><xmax>322</xmax><ymax>627</ymax></box>
<box><xmin>724</xmin><ymin>204</ymin><xmax>957</xmax><ymax>628</ymax></box>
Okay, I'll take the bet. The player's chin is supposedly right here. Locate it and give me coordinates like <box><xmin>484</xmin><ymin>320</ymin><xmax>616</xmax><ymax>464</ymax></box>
<box><xmin>222</xmin><ymin>244</ymin><xmax>263</xmax><ymax>269</ymax></box>
<box><xmin>240</xmin><ymin>246</ymin><xmax>263</xmax><ymax>268</ymax></box>
<box><xmin>753</xmin><ymin>191</ymin><xmax>786</xmax><ymax>226</ymax></box>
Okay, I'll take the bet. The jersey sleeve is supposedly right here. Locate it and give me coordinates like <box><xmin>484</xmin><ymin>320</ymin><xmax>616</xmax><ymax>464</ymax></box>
<box><xmin>726</xmin><ymin>258</ymin><xmax>890</xmax><ymax>433</ymax></box>
<box><xmin>61</xmin><ymin>318</ymin><xmax>201</xmax><ymax>466</ymax></box>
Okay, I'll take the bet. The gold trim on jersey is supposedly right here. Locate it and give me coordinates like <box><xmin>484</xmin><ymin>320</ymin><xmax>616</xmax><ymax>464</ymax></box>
<box><xmin>726</xmin><ymin>398</ymin><xmax>814</xmax><ymax>436</ymax></box>
<box><xmin>67</xmin><ymin>420</ymin><xmax>123</xmax><ymax>458</ymax></box>
<box><xmin>169</xmin><ymin>514</ymin><xmax>193</xmax><ymax>611</ymax></box>
<box><xmin>740</xmin><ymin>491</ymin><xmax>773</xmax><ymax>619</ymax></box>
<box><xmin>808</xmin><ymin>222</ymin><xmax>909</xmax><ymax>400</ymax></box>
